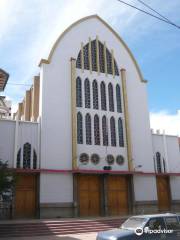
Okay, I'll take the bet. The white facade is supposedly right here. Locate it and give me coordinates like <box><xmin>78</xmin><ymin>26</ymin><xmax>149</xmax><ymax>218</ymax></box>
<box><xmin>1</xmin><ymin>15</ymin><xmax>180</xmax><ymax>218</ymax></box>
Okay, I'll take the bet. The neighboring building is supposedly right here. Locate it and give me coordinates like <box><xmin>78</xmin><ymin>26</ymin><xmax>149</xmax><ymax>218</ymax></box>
<box><xmin>0</xmin><ymin>69</ymin><xmax>11</xmax><ymax>119</ymax></box>
<box><xmin>1</xmin><ymin>15</ymin><xmax>180</xmax><ymax>219</ymax></box>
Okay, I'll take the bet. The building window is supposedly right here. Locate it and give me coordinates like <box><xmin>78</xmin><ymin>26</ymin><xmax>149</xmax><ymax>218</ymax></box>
<box><xmin>163</xmin><ymin>158</ymin><xmax>166</xmax><ymax>172</ymax></box>
<box><xmin>23</xmin><ymin>143</ymin><xmax>31</xmax><ymax>169</ymax></box>
<box><xmin>102</xmin><ymin>116</ymin><xmax>108</xmax><ymax>146</ymax></box>
<box><xmin>116</xmin><ymin>155</ymin><xmax>124</xmax><ymax>165</ymax></box>
<box><xmin>79</xmin><ymin>153</ymin><xmax>89</xmax><ymax>165</ymax></box>
<box><xmin>99</xmin><ymin>41</ymin><xmax>105</xmax><ymax>73</ymax></box>
<box><xmin>84</xmin><ymin>78</ymin><xmax>91</xmax><ymax>108</ymax></box>
<box><xmin>116</xmin><ymin>84</ymin><xmax>122</xmax><ymax>113</ymax></box>
<box><xmin>110</xmin><ymin>117</ymin><xmax>116</xmax><ymax>146</ymax></box>
<box><xmin>84</xmin><ymin>43</ymin><xmax>89</xmax><ymax>70</ymax></box>
<box><xmin>16</xmin><ymin>148</ymin><xmax>21</xmax><ymax>168</ymax></box>
<box><xmin>85</xmin><ymin>113</ymin><xmax>92</xmax><ymax>145</ymax></box>
<box><xmin>91</xmin><ymin>40</ymin><xmax>97</xmax><ymax>72</ymax></box>
<box><xmin>92</xmin><ymin>80</ymin><xmax>99</xmax><ymax>109</ymax></box>
<box><xmin>77</xmin><ymin>112</ymin><xmax>83</xmax><ymax>144</ymax></box>
<box><xmin>156</xmin><ymin>152</ymin><xmax>162</xmax><ymax>173</ymax></box>
<box><xmin>108</xmin><ymin>83</ymin><xmax>114</xmax><ymax>112</ymax></box>
<box><xmin>33</xmin><ymin>150</ymin><xmax>37</xmax><ymax>169</ymax></box>
<box><xmin>76</xmin><ymin>77</ymin><xmax>82</xmax><ymax>107</ymax></box>
<box><xmin>94</xmin><ymin>114</ymin><xmax>100</xmax><ymax>145</ymax></box>
<box><xmin>114</xmin><ymin>60</ymin><xmax>119</xmax><ymax>76</ymax></box>
<box><xmin>106</xmin><ymin>49</ymin><xmax>112</xmax><ymax>75</ymax></box>
<box><xmin>76</xmin><ymin>39</ymin><xmax>119</xmax><ymax>76</ymax></box>
<box><xmin>91</xmin><ymin>154</ymin><xmax>100</xmax><ymax>165</ymax></box>
<box><xmin>118</xmin><ymin>118</ymin><xmax>124</xmax><ymax>147</ymax></box>
<box><xmin>76</xmin><ymin>51</ymin><xmax>81</xmax><ymax>68</ymax></box>
<box><xmin>106</xmin><ymin>154</ymin><xmax>115</xmax><ymax>165</ymax></box>
<box><xmin>101</xmin><ymin>82</ymin><xmax>107</xmax><ymax>110</ymax></box>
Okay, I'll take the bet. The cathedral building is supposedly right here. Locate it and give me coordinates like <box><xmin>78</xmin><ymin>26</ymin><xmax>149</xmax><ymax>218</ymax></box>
<box><xmin>1</xmin><ymin>15</ymin><xmax>180</xmax><ymax>219</ymax></box>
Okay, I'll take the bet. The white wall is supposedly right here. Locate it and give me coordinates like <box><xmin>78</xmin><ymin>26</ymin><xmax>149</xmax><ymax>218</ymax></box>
<box><xmin>152</xmin><ymin>134</ymin><xmax>180</xmax><ymax>173</ymax></box>
<box><xmin>0</xmin><ymin>119</ymin><xmax>15</xmax><ymax>167</ymax></box>
<box><xmin>133</xmin><ymin>175</ymin><xmax>158</xmax><ymax>201</ymax></box>
<box><xmin>0</xmin><ymin>119</ymin><xmax>39</xmax><ymax>169</ymax></box>
<box><xmin>39</xmin><ymin>16</ymin><xmax>153</xmax><ymax>172</ymax></box>
<box><xmin>170</xmin><ymin>176</ymin><xmax>180</xmax><ymax>200</ymax></box>
<box><xmin>40</xmin><ymin>173</ymin><xmax>73</xmax><ymax>203</ymax></box>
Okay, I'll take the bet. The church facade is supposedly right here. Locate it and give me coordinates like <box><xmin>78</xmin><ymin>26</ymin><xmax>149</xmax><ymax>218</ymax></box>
<box><xmin>1</xmin><ymin>15</ymin><xmax>180</xmax><ymax>219</ymax></box>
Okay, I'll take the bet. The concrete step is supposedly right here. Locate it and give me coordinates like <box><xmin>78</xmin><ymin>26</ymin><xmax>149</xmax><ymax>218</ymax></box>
<box><xmin>0</xmin><ymin>218</ymin><xmax>125</xmax><ymax>238</ymax></box>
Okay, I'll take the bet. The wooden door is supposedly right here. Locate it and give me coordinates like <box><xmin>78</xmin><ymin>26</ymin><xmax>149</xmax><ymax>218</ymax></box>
<box><xmin>156</xmin><ymin>176</ymin><xmax>170</xmax><ymax>211</ymax></box>
<box><xmin>107</xmin><ymin>175</ymin><xmax>129</xmax><ymax>216</ymax></box>
<box><xmin>15</xmin><ymin>174</ymin><xmax>37</xmax><ymax>218</ymax></box>
<box><xmin>78</xmin><ymin>175</ymin><xmax>100</xmax><ymax>216</ymax></box>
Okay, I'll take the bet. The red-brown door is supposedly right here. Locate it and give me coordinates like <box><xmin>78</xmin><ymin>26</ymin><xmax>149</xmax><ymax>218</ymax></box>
<box><xmin>15</xmin><ymin>174</ymin><xmax>37</xmax><ymax>218</ymax></box>
<box><xmin>78</xmin><ymin>175</ymin><xmax>101</xmax><ymax>216</ymax></box>
<box><xmin>156</xmin><ymin>176</ymin><xmax>170</xmax><ymax>212</ymax></box>
<box><xmin>107</xmin><ymin>175</ymin><xmax>129</xmax><ymax>216</ymax></box>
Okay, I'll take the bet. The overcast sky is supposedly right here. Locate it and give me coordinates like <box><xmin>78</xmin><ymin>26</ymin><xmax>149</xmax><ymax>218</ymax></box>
<box><xmin>0</xmin><ymin>0</ymin><xmax>180</xmax><ymax>135</ymax></box>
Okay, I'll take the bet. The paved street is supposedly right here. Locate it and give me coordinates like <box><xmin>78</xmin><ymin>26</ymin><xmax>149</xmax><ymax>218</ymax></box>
<box><xmin>0</xmin><ymin>233</ymin><xmax>97</xmax><ymax>240</ymax></box>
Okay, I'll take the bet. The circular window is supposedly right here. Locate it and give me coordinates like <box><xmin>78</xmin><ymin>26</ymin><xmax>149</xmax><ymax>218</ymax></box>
<box><xmin>91</xmin><ymin>154</ymin><xmax>100</xmax><ymax>165</ymax></box>
<box><xmin>116</xmin><ymin>155</ymin><xmax>124</xmax><ymax>165</ymax></box>
<box><xmin>106</xmin><ymin>155</ymin><xmax>115</xmax><ymax>165</ymax></box>
<box><xmin>79</xmin><ymin>153</ymin><xmax>89</xmax><ymax>165</ymax></box>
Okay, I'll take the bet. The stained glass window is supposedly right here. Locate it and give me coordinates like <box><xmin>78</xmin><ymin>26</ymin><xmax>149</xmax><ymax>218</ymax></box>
<box><xmin>16</xmin><ymin>148</ymin><xmax>21</xmax><ymax>168</ymax></box>
<box><xmin>23</xmin><ymin>143</ymin><xmax>31</xmax><ymax>169</ymax></box>
<box><xmin>94</xmin><ymin>114</ymin><xmax>100</xmax><ymax>145</ymax></box>
<box><xmin>93</xmin><ymin>80</ymin><xmax>99</xmax><ymax>109</ymax></box>
<box><xmin>86</xmin><ymin>113</ymin><xmax>92</xmax><ymax>145</ymax></box>
<box><xmin>33</xmin><ymin>150</ymin><xmax>37</xmax><ymax>169</ymax></box>
<box><xmin>76</xmin><ymin>77</ymin><xmax>82</xmax><ymax>107</ymax></box>
<box><xmin>100</xmin><ymin>82</ymin><xmax>107</xmax><ymax>111</ymax></box>
<box><xmin>116</xmin><ymin>84</ymin><xmax>122</xmax><ymax>113</ymax></box>
<box><xmin>84</xmin><ymin>43</ymin><xmax>89</xmax><ymax>70</ymax></box>
<box><xmin>118</xmin><ymin>118</ymin><xmax>124</xmax><ymax>147</ymax></box>
<box><xmin>108</xmin><ymin>83</ymin><xmax>114</xmax><ymax>112</ymax></box>
<box><xmin>102</xmin><ymin>116</ymin><xmax>108</xmax><ymax>146</ymax></box>
<box><xmin>110</xmin><ymin>117</ymin><xmax>116</xmax><ymax>146</ymax></box>
<box><xmin>99</xmin><ymin>41</ymin><xmax>105</xmax><ymax>73</ymax></box>
<box><xmin>77</xmin><ymin>112</ymin><xmax>83</xmax><ymax>144</ymax></box>
<box><xmin>84</xmin><ymin>78</ymin><xmax>91</xmax><ymax>108</ymax></box>
<box><xmin>91</xmin><ymin>40</ymin><xmax>97</xmax><ymax>71</ymax></box>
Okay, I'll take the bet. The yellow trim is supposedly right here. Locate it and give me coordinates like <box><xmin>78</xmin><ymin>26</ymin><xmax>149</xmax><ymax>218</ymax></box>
<box><xmin>96</xmin><ymin>36</ymin><xmax>100</xmax><ymax>75</ymax></box>
<box><xmin>104</xmin><ymin>42</ymin><xmax>107</xmax><ymax>76</ymax></box>
<box><xmin>81</xmin><ymin>42</ymin><xmax>84</xmax><ymax>73</ymax></box>
<box><xmin>38</xmin><ymin>59</ymin><xmax>50</xmax><ymax>67</ymax></box>
<box><xmin>111</xmin><ymin>49</ymin><xmax>115</xmax><ymax>78</ymax></box>
<box><xmin>121</xmin><ymin>69</ymin><xmax>133</xmax><ymax>171</ymax></box>
<box><xmin>88</xmin><ymin>37</ymin><xmax>92</xmax><ymax>74</ymax></box>
<box><xmin>38</xmin><ymin>15</ymin><xmax>145</xmax><ymax>82</ymax></box>
<box><xmin>71</xmin><ymin>58</ymin><xmax>77</xmax><ymax>169</ymax></box>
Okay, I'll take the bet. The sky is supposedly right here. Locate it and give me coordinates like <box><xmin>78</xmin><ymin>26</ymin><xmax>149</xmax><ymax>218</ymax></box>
<box><xmin>0</xmin><ymin>0</ymin><xmax>180</xmax><ymax>135</ymax></box>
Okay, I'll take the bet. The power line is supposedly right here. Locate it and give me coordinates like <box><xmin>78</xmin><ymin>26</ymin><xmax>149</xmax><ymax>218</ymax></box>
<box><xmin>7</xmin><ymin>83</ymin><xmax>31</xmax><ymax>86</ymax></box>
<box><xmin>116</xmin><ymin>0</ymin><xmax>180</xmax><ymax>29</ymax></box>
<box><xmin>136</xmin><ymin>0</ymin><xmax>180</xmax><ymax>28</ymax></box>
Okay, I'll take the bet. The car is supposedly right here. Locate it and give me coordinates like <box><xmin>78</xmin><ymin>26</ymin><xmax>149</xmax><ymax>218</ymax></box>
<box><xmin>96</xmin><ymin>213</ymin><xmax>180</xmax><ymax>240</ymax></box>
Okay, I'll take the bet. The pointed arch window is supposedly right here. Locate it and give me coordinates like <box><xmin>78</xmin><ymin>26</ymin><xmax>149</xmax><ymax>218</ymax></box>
<box><xmin>99</xmin><ymin>41</ymin><xmax>105</xmax><ymax>73</ymax></box>
<box><xmin>84</xmin><ymin>43</ymin><xmax>89</xmax><ymax>70</ymax></box>
<box><xmin>76</xmin><ymin>51</ymin><xmax>81</xmax><ymax>68</ymax></box>
<box><xmin>114</xmin><ymin>60</ymin><xmax>119</xmax><ymax>76</ymax></box>
<box><xmin>91</xmin><ymin>40</ymin><xmax>97</xmax><ymax>71</ymax></box>
<box><xmin>118</xmin><ymin>118</ymin><xmax>124</xmax><ymax>147</ymax></box>
<box><xmin>102</xmin><ymin>116</ymin><xmax>108</xmax><ymax>146</ymax></box>
<box><xmin>108</xmin><ymin>83</ymin><xmax>114</xmax><ymax>112</ymax></box>
<box><xmin>77</xmin><ymin>112</ymin><xmax>83</xmax><ymax>144</ymax></box>
<box><xmin>84</xmin><ymin>78</ymin><xmax>91</xmax><ymax>108</ymax></box>
<box><xmin>86</xmin><ymin>113</ymin><xmax>92</xmax><ymax>145</ymax></box>
<box><xmin>100</xmin><ymin>82</ymin><xmax>107</xmax><ymax>111</ymax></box>
<box><xmin>106</xmin><ymin>49</ymin><xmax>112</xmax><ymax>75</ymax></box>
<box><xmin>33</xmin><ymin>150</ymin><xmax>37</xmax><ymax>169</ymax></box>
<box><xmin>16</xmin><ymin>148</ymin><xmax>21</xmax><ymax>168</ymax></box>
<box><xmin>94</xmin><ymin>115</ymin><xmax>100</xmax><ymax>145</ymax></box>
<box><xmin>110</xmin><ymin>117</ymin><xmax>116</xmax><ymax>146</ymax></box>
<box><xmin>156</xmin><ymin>152</ymin><xmax>162</xmax><ymax>173</ymax></box>
<box><xmin>23</xmin><ymin>143</ymin><xmax>31</xmax><ymax>169</ymax></box>
<box><xmin>116</xmin><ymin>84</ymin><xmax>122</xmax><ymax>113</ymax></box>
<box><xmin>93</xmin><ymin>80</ymin><xmax>99</xmax><ymax>109</ymax></box>
<box><xmin>76</xmin><ymin>77</ymin><xmax>82</xmax><ymax>107</ymax></box>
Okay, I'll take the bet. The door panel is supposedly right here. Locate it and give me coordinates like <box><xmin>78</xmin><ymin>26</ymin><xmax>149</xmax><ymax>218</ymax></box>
<box><xmin>107</xmin><ymin>175</ymin><xmax>129</xmax><ymax>216</ymax></box>
<box><xmin>156</xmin><ymin>176</ymin><xmax>170</xmax><ymax>211</ymax></box>
<box><xmin>15</xmin><ymin>174</ymin><xmax>37</xmax><ymax>218</ymax></box>
<box><xmin>78</xmin><ymin>175</ymin><xmax>100</xmax><ymax>216</ymax></box>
